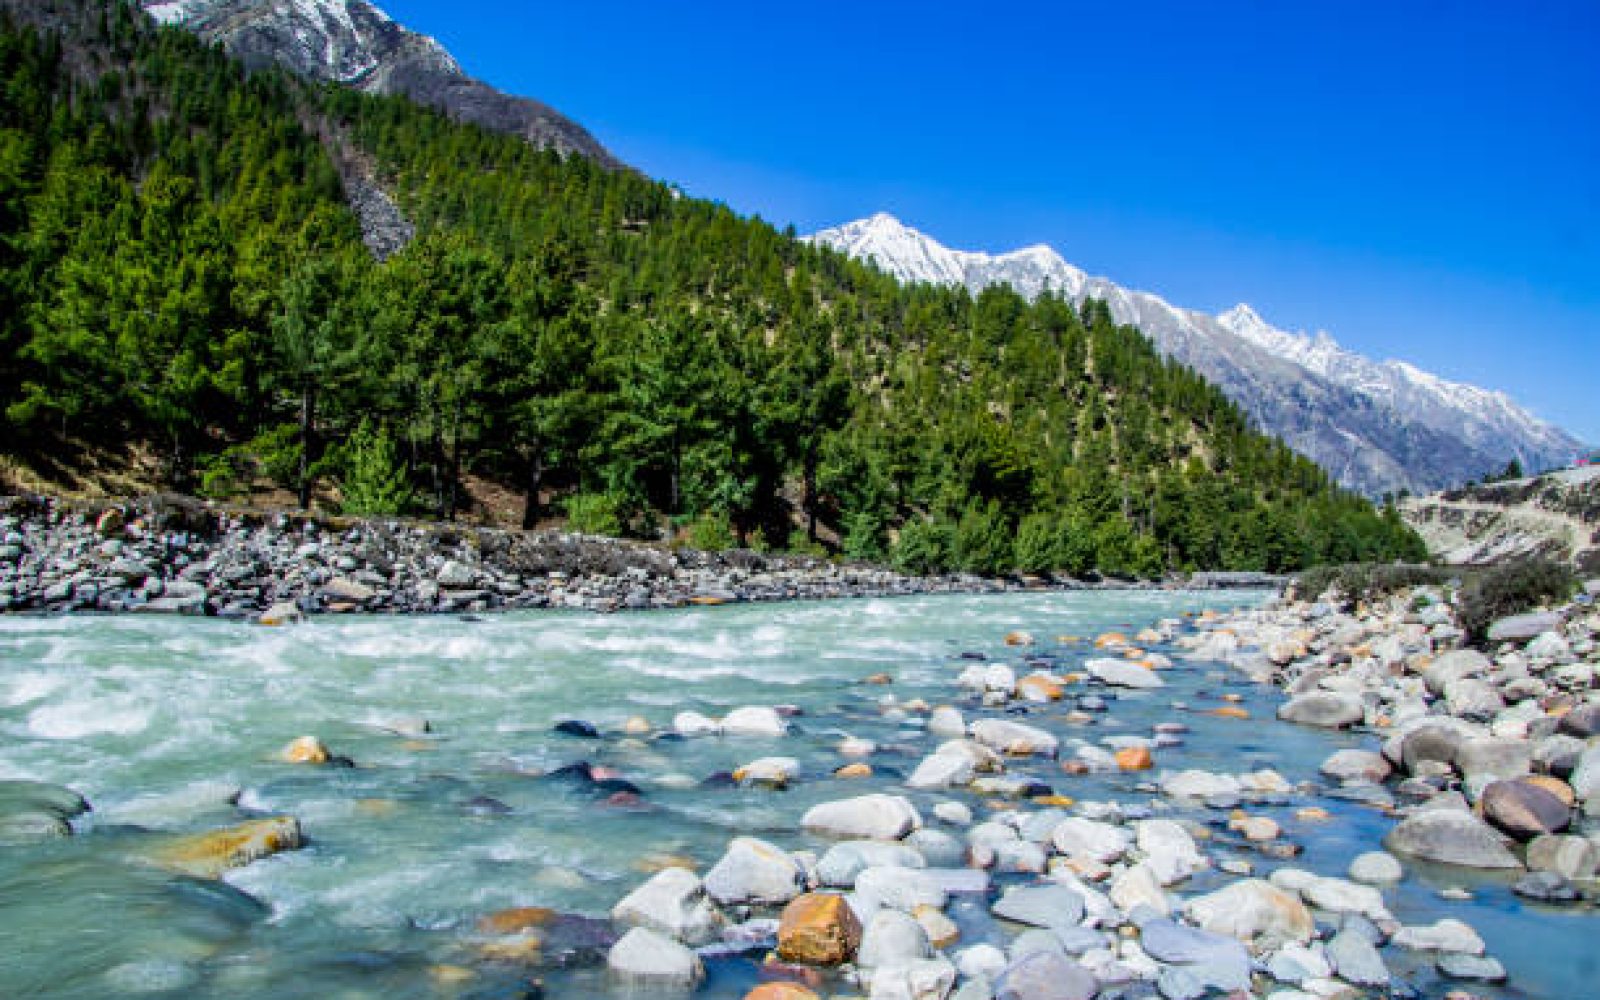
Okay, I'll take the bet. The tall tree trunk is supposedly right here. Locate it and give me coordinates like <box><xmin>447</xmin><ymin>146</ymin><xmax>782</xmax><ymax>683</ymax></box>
<box><xmin>446</xmin><ymin>401</ymin><xmax>463</xmax><ymax>521</ymax></box>
<box><xmin>521</xmin><ymin>440</ymin><xmax>544</xmax><ymax>530</ymax></box>
<box><xmin>803</xmin><ymin>446</ymin><xmax>818</xmax><ymax>542</ymax></box>
<box><xmin>297</xmin><ymin>383</ymin><xmax>315</xmax><ymax>510</ymax></box>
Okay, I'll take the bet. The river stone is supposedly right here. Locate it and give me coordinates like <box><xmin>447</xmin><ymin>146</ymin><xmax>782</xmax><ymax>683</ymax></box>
<box><xmin>721</xmin><ymin>706</ymin><xmax>788</xmax><ymax>737</ymax></box>
<box><xmin>1348</xmin><ymin>851</ymin><xmax>1404</xmax><ymax>885</ymax></box>
<box><xmin>927</xmin><ymin>706</ymin><xmax>967</xmax><ymax>739</ymax></box>
<box><xmin>1109</xmin><ymin>861</ymin><xmax>1171</xmax><ymax>917</ymax></box>
<box><xmin>994</xmin><ymin>950</ymin><xmax>1099</xmax><ymax>1000</ymax></box>
<box><xmin>611</xmin><ymin>867</ymin><xmax>724</xmax><ymax>945</ymax></box>
<box><xmin>777</xmin><ymin>892</ymin><xmax>862</xmax><ymax>965</ymax></box>
<box><xmin>1444</xmin><ymin>678</ymin><xmax>1506</xmax><ymax>720</ymax></box>
<box><xmin>672</xmin><ymin>710</ymin><xmax>720</xmax><ymax>736</ymax></box>
<box><xmin>991</xmin><ymin>885</ymin><xmax>1086</xmax><ymax>929</ymax></box>
<box><xmin>1086</xmin><ymin>657</ymin><xmax>1165</xmax><ymax>689</ymax></box>
<box><xmin>1159</xmin><ymin>770</ymin><xmax>1241</xmax><ymax>799</ymax></box>
<box><xmin>1134</xmin><ymin>819</ymin><xmax>1206</xmax><ymax>885</ymax></box>
<box><xmin>1526</xmin><ymin>833</ymin><xmax>1600</xmax><ymax>878</ymax></box>
<box><xmin>868</xmin><ymin>957</ymin><xmax>958</xmax><ymax>1000</ymax></box>
<box><xmin>1488</xmin><ymin>612</ymin><xmax>1564</xmax><ymax>643</ymax></box>
<box><xmin>1558</xmin><ymin>703</ymin><xmax>1600</xmax><ymax>739</ymax></box>
<box><xmin>1398</xmin><ymin>721</ymin><xmax>1468</xmax><ymax>771</ymax></box>
<box><xmin>906</xmin><ymin>829</ymin><xmax>964</xmax><ymax>868</ymax></box>
<box><xmin>817</xmin><ymin>841</ymin><xmax>926</xmax><ymax>887</ymax></box>
<box><xmin>1436</xmin><ymin>952</ymin><xmax>1507</xmax><ymax>982</ymax></box>
<box><xmin>1423</xmin><ymin>649</ymin><xmax>1491</xmax><ymax>694</ymax></box>
<box><xmin>736</xmin><ymin>756</ymin><xmax>802</xmax><ymax>788</ymax></box>
<box><xmin>606</xmin><ymin>926</ymin><xmax>704</xmax><ymax>989</ymax></box>
<box><xmin>152</xmin><ymin>817</ymin><xmax>303</xmax><ymax>878</ymax></box>
<box><xmin>1268</xmin><ymin>869</ymin><xmax>1391</xmax><ymax>922</ymax></box>
<box><xmin>1320</xmin><ymin>749</ymin><xmax>1392</xmax><ymax>783</ymax></box>
<box><xmin>1392</xmin><ymin>918</ymin><xmax>1485</xmax><ymax>955</ymax></box>
<box><xmin>1327</xmin><ymin>929</ymin><xmax>1389</xmax><ymax>986</ymax></box>
<box><xmin>1455</xmin><ymin>736</ymin><xmax>1532</xmax><ymax>782</ymax></box>
<box><xmin>703</xmin><ymin>837</ymin><xmax>806</xmax><ymax>905</ymax></box>
<box><xmin>1480</xmin><ymin>778</ymin><xmax>1570</xmax><ymax>839</ymax></box>
<box><xmin>857</xmin><ymin>908</ymin><xmax>933</xmax><ymax>968</ymax></box>
<box><xmin>1383</xmin><ymin>808</ymin><xmax>1522</xmax><ymax>869</ymax></box>
<box><xmin>1511</xmin><ymin>869</ymin><xmax>1580</xmax><ymax>902</ymax></box>
<box><xmin>1183</xmin><ymin>878</ymin><xmax>1314</xmax><ymax>946</ymax></box>
<box><xmin>907</xmin><ymin>752</ymin><xmax>974</xmax><ymax>790</ymax></box>
<box><xmin>1566</xmin><ymin>744</ymin><xmax>1600</xmax><ymax>802</ymax></box>
<box><xmin>1138</xmin><ymin>919</ymin><xmax>1251</xmax><ymax>992</ymax></box>
<box><xmin>802</xmin><ymin>795</ymin><xmax>921</xmax><ymax>841</ymax></box>
<box><xmin>970</xmin><ymin>718</ymin><xmax>1059</xmax><ymax>757</ymax></box>
<box><xmin>957</xmin><ymin>943</ymin><xmax>1009</xmax><ymax>981</ymax></box>
<box><xmin>1277</xmin><ymin>691</ymin><xmax>1364</xmax><ymax>728</ymax></box>
<box><xmin>1051</xmin><ymin>817</ymin><xmax>1131</xmax><ymax>863</ymax></box>
<box><xmin>0</xmin><ymin>781</ymin><xmax>90</xmax><ymax>845</ymax></box>
<box><xmin>856</xmin><ymin>866</ymin><xmax>947</xmax><ymax>913</ymax></box>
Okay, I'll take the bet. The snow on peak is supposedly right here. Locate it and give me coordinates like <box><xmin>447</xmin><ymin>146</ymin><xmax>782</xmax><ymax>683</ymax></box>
<box><xmin>810</xmin><ymin>213</ymin><xmax>1585</xmax><ymax>494</ymax></box>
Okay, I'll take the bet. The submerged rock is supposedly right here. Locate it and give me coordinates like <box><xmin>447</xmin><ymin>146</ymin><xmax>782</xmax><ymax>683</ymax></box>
<box><xmin>703</xmin><ymin>837</ymin><xmax>805</xmax><ymax>906</ymax></box>
<box><xmin>606</xmin><ymin>926</ymin><xmax>704</xmax><ymax>989</ymax></box>
<box><xmin>1383</xmin><ymin>808</ymin><xmax>1522</xmax><ymax>870</ymax></box>
<box><xmin>151</xmin><ymin>816</ymin><xmax>303</xmax><ymax>878</ymax></box>
<box><xmin>0</xmin><ymin>781</ymin><xmax>90</xmax><ymax>845</ymax></box>
<box><xmin>1276</xmin><ymin>691</ymin><xmax>1363</xmax><ymax>728</ymax></box>
<box><xmin>610</xmin><ymin>867</ymin><xmax>724</xmax><ymax>945</ymax></box>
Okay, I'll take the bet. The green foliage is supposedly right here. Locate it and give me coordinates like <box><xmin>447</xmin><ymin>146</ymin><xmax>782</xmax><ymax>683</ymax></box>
<box><xmin>684</xmin><ymin>510</ymin><xmax>736</xmax><ymax>552</ymax></box>
<box><xmin>337</xmin><ymin>420</ymin><xmax>412</xmax><ymax>516</ymax></box>
<box><xmin>0</xmin><ymin>2</ymin><xmax>1427</xmax><ymax>570</ymax></box>
<box><xmin>1293</xmin><ymin>562</ymin><xmax>1454</xmax><ymax>610</ymax></box>
<box><xmin>562</xmin><ymin>492</ymin><xmax>625</xmax><ymax>537</ymax></box>
<box><xmin>952</xmin><ymin>500</ymin><xmax>1012</xmax><ymax>575</ymax></box>
<box><xmin>893</xmin><ymin>519</ymin><xmax>953</xmax><ymax>575</ymax></box>
<box><xmin>1459</xmin><ymin>557</ymin><xmax>1577</xmax><ymax>644</ymax></box>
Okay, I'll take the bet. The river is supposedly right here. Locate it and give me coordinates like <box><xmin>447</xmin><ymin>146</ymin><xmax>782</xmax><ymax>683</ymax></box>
<box><xmin>1</xmin><ymin>592</ymin><xmax>1592</xmax><ymax>998</ymax></box>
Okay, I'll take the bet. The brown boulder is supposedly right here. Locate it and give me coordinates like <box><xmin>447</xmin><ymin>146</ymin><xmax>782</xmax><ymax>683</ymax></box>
<box><xmin>1115</xmin><ymin>747</ymin><xmax>1154</xmax><ymax>771</ymax></box>
<box><xmin>775</xmin><ymin>893</ymin><xmax>862</xmax><ymax>965</ymax></box>
<box><xmin>153</xmin><ymin>817</ymin><xmax>303</xmax><ymax>878</ymax></box>
<box><xmin>1480</xmin><ymin>779</ymin><xmax>1570</xmax><ymax>840</ymax></box>
<box><xmin>745</xmin><ymin>983</ymin><xmax>821</xmax><ymax>1000</ymax></box>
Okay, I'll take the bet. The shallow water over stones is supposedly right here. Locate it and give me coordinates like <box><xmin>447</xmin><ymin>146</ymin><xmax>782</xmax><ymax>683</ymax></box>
<box><xmin>1</xmin><ymin>592</ymin><xmax>1596</xmax><ymax>998</ymax></box>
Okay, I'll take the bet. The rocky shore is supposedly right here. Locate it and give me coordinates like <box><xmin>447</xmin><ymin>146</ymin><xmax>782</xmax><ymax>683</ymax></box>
<box><xmin>0</xmin><ymin>494</ymin><xmax>1273</xmax><ymax>618</ymax></box>
<box><xmin>560</xmin><ymin>575</ymin><xmax>1600</xmax><ymax>999</ymax></box>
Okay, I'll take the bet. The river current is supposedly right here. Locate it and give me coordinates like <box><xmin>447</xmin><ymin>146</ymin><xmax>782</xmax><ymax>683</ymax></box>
<box><xmin>1</xmin><ymin>592</ymin><xmax>1593</xmax><ymax>998</ymax></box>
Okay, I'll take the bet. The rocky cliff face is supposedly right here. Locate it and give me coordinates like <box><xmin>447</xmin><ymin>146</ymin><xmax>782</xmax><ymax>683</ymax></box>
<box><xmin>143</xmin><ymin>0</ymin><xmax>621</xmax><ymax>168</ymax></box>
<box><xmin>812</xmin><ymin>214</ymin><xmax>1586</xmax><ymax>497</ymax></box>
<box><xmin>1401</xmin><ymin>466</ymin><xmax>1600</xmax><ymax>572</ymax></box>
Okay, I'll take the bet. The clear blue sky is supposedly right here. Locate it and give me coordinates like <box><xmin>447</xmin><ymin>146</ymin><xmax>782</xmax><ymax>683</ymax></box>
<box><xmin>381</xmin><ymin>0</ymin><xmax>1599</xmax><ymax>444</ymax></box>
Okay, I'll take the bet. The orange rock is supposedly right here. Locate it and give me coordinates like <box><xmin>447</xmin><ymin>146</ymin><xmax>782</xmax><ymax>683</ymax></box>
<box><xmin>1031</xmin><ymin>795</ymin><xmax>1075</xmax><ymax>807</ymax></box>
<box><xmin>864</xmin><ymin>673</ymin><xmax>893</xmax><ymax>685</ymax></box>
<box><xmin>280</xmin><ymin>735</ymin><xmax>329</xmax><ymax>764</ymax></box>
<box><xmin>477</xmin><ymin>936</ymin><xmax>543</xmax><ymax>963</ymax></box>
<box><xmin>477</xmin><ymin>907</ymin><xmax>558</xmax><ymax>935</ymax></box>
<box><xmin>776</xmin><ymin>893</ymin><xmax>862</xmax><ymax>965</ymax></box>
<box><xmin>1221</xmin><ymin>692</ymin><xmax>1243</xmax><ymax>703</ymax></box>
<box><xmin>1121</xmin><ymin>647</ymin><xmax>1146</xmax><ymax>659</ymax></box>
<box><xmin>1115</xmin><ymin>747</ymin><xmax>1153</xmax><ymax>771</ymax></box>
<box><xmin>1056</xmin><ymin>635</ymin><xmax>1083</xmax><ymax>644</ymax></box>
<box><xmin>153</xmin><ymin>817</ymin><xmax>303</xmax><ymax>879</ymax></box>
<box><xmin>744</xmin><ymin>985</ymin><xmax>821</xmax><ymax>1000</ymax></box>
<box><xmin>1004</xmin><ymin>631</ymin><xmax>1035</xmax><ymax>647</ymax></box>
<box><xmin>1525</xmin><ymin>775</ymin><xmax>1577</xmax><ymax>807</ymax></box>
<box><xmin>1209</xmin><ymin>706</ymin><xmax>1250</xmax><ymax>720</ymax></box>
<box><xmin>1095</xmin><ymin>632</ymin><xmax>1129</xmax><ymax>648</ymax></box>
<box><xmin>913</xmin><ymin>903</ymin><xmax>961</xmax><ymax>948</ymax></box>
<box><xmin>688</xmin><ymin>596</ymin><xmax>729</xmax><ymax>606</ymax></box>
<box><xmin>1295</xmin><ymin>806</ymin><xmax>1331</xmax><ymax>822</ymax></box>
<box><xmin>1017</xmin><ymin>675</ymin><xmax>1063</xmax><ymax>702</ymax></box>
<box><xmin>835</xmin><ymin>763</ymin><xmax>873</xmax><ymax>779</ymax></box>
<box><xmin>1060</xmin><ymin>760</ymin><xmax>1090</xmax><ymax>776</ymax></box>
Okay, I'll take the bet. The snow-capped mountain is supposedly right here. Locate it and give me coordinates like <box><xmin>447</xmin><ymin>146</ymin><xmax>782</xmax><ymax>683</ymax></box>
<box><xmin>141</xmin><ymin>0</ymin><xmax>620</xmax><ymax>168</ymax></box>
<box><xmin>811</xmin><ymin>213</ymin><xmax>1585</xmax><ymax>496</ymax></box>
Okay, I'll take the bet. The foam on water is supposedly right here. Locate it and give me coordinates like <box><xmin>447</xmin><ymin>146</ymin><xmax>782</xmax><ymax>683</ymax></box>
<box><xmin>27</xmin><ymin>695</ymin><xmax>153</xmax><ymax>739</ymax></box>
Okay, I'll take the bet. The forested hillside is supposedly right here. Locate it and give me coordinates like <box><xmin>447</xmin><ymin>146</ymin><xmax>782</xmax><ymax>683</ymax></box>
<box><xmin>0</xmin><ymin>0</ymin><xmax>1425</xmax><ymax>574</ymax></box>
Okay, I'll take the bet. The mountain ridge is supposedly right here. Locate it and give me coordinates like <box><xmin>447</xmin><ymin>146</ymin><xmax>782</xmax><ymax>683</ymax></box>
<box><xmin>810</xmin><ymin>213</ymin><xmax>1584</xmax><ymax>497</ymax></box>
<box><xmin>141</xmin><ymin>0</ymin><xmax>622</xmax><ymax>168</ymax></box>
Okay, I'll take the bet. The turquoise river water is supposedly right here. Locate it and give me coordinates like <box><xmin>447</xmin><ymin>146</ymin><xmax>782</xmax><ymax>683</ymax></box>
<box><xmin>0</xmin><ymin>592</ymin><xmax>1594</xmax><ymax>998</ymax></box>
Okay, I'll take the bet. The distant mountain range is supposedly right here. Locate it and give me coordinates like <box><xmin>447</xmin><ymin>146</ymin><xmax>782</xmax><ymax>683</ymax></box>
<box><xmin>811</xmin><ymin>213</ymin><xmax>1585</xmax><ymax>497</ymax></box>
<box><xmin>142</xmin><ymin>0</ymin><xmax>621</xmax><ymax>168</ymax></box>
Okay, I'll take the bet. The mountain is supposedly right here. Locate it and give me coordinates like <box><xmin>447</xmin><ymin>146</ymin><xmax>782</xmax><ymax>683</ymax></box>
<box><xmin>811</xmin><ymin>213</ymin><xmax>1586</xmax><ymax>497</ymax></box>
<box><xmin>141</xmin><ymin>0</ymin><xmax>621</xmax><ymax>168</ymax></box>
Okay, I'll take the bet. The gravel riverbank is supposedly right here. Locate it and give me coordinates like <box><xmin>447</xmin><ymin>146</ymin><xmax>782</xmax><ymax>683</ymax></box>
<box><xmin>0</xmin><ymin>494</ymin><xmax>1273</xmax><ymax>618</ymax></box>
